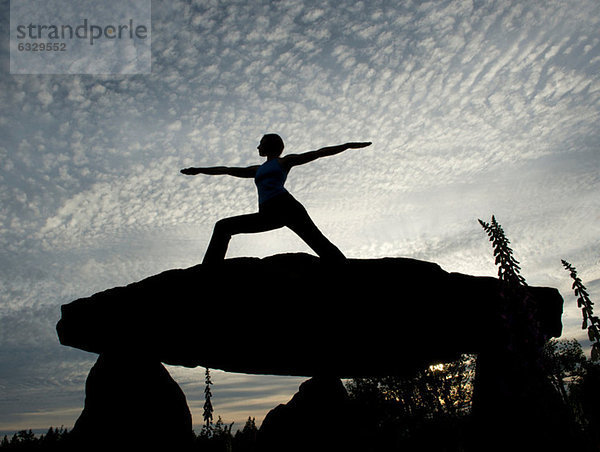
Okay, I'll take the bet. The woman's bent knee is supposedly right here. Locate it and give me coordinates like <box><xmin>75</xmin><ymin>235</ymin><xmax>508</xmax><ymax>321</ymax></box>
<box><xmin>214</xmin><ymin>216</ymin><xmax>244</xmax><ymax>237</ymax></box>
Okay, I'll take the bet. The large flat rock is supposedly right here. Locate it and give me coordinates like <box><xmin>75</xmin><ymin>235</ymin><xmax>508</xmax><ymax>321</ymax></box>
<box><xmin>56</xmin><ymin>253</ymin><xmax>563</xmax><ymax>377</ymax></box>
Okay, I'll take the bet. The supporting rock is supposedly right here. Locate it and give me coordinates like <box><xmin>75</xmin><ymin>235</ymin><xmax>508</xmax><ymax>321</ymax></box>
<box><xmin>69</xmin><ymin>353</ymin><xmax>194</xmax><ymax>450</ymax></box>
<box><xmin>257</xmin><ymin>376</ymin><xmax>363</xmax><ymax>452</ymax></box>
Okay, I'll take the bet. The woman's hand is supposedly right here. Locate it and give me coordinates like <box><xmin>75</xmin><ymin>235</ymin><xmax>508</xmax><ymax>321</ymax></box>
<box><xmin>345</xmin><ymin>142</ymin><xmax>372</xmax><ymax>149</ymax></box>
<box><xmin>180</xmin><ymin>167</ymin><xmax>200</xmax><ymax>175</ymax></box>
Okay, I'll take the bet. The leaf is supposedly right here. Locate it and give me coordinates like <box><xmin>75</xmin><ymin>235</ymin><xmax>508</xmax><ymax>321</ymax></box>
<box><xmin>582</xmin><ymin>318</ymin><xmax>588</xmax><ymax>330</ymax></box>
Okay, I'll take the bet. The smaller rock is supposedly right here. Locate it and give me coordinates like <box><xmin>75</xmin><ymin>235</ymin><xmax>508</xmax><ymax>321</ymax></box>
<box><xmin>257</xmin><ymin>376</ymin><xmax>363</xmax><ymax>452</ymax></box>
<box><xmin>69</xmin><ymin>353</ymin><xmax>194</xmax><ymax>450</ymax></box>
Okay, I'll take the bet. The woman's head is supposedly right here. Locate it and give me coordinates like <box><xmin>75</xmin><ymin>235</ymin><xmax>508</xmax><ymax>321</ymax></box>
<box><xmin>257</xmin><ymin>133</ymin><xmax>285</xmax><ymax>157</ymax></box>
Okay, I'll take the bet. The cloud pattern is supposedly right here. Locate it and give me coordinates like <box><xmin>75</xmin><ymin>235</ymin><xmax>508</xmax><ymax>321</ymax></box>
<box><xmin>1</xmin><ymin>0</ymin><xmax>599</xmax><ymax>431</ymax></box>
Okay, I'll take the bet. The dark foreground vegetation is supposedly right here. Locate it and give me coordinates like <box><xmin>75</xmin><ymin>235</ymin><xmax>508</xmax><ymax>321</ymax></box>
<box><xmin>0</xmin><ymin>417</ymin><xmax>257</xmax><ymax>452</ymax></box>
<box><xmin>2</xmin><ymin>342</ymin><xmax>598</xmax><ymax>451</ymax></box>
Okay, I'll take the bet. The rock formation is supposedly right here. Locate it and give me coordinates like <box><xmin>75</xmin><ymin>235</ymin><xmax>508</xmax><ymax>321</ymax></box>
<box><xmin>56</xmin><ymin>253</ymin><xmax>565</xmax><ymax>448</ymax></box>
<box><xmin>68</xmin><ymin>353</ymin><xmax>194</xmax><ymax>450</ymax></box>
<box><xmin>256</xmin><ymin>376</ymin><xmax>363</xmax><ymax>452</ymax></box>
<box><xmin>57</xmin><ymin>253</ymin><xmax>563</xmax><ymax>377</ymax></box>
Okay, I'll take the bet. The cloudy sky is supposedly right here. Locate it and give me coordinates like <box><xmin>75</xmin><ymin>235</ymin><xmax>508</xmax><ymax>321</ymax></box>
<box><xmin>1</xmin><ymin>0</ymin><xmax>599</xmax><ymax>434</ymax></box>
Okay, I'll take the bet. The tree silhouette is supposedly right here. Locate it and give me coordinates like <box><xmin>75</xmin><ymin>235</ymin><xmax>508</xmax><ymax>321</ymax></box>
<box><xmin>543</xmin><ymin>339</ymin><xmax>587</xmax><ymax>406</ymax></box>
<box><xmin>0</xmin><ymin>426</ymin><xmax>71</xmax><ymax>451</ymax></box>
<box><xmin>346</xmin><ymin>354</ymin><xmax>476</xmax><ymax>450</ymax></box>
<box><xmin>234</xmin><ymin>417</ymin><xmax>258</xmax><ymax>452</ymax></box>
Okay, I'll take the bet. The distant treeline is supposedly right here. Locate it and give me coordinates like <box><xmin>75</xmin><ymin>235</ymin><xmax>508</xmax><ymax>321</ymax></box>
<box><xmin>0</xmin><ymin>417</ymin><xmax>258</xmax><ymax>451</ymax></box>
<box><xmin>1</xmin><ymin>427</ymin><xmax>69</xmax><ymax>451</ymax></box>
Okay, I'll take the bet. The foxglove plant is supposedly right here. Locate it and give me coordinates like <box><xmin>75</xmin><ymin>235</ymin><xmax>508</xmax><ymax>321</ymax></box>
<box><xmin>562</xmin><ymin>260</ymin><xmax>600</xmax><ymax>361</ymax></box>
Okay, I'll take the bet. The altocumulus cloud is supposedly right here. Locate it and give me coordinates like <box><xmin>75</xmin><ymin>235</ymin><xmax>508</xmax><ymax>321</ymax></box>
<box><xmin>0</xmin><ymin>0</ymin><xmax>599</xmax><ymax>432</ymax></box>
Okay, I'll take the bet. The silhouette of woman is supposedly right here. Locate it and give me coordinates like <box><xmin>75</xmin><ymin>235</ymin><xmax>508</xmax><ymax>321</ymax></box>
<box><xmin>181</xmin><ymin>134</ymin><xmax>371</xmax><ymax>264</ymax></box>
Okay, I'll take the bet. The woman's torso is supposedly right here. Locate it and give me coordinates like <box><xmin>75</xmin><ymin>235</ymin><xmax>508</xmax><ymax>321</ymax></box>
<box><xmin>254</xmin><ymin>158</ymin><xmax>289</xmax><ymax>204</ymax></box>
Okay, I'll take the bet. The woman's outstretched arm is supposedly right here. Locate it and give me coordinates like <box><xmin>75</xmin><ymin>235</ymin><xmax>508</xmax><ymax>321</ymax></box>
<box><xmin>180</xmin><ymin>165</ymin><xmax>259</xmax><ymax>178</ymax></box>
<box><xmin>281</xmin><ymin>142</ymin><xmax>371</xmax><ymax>169</ymax></box>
